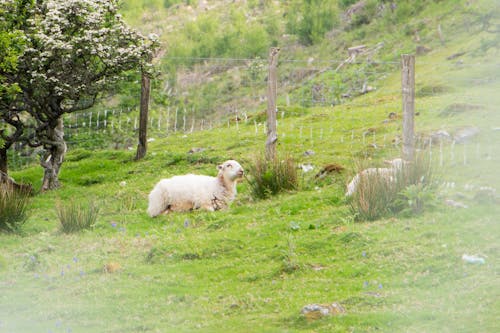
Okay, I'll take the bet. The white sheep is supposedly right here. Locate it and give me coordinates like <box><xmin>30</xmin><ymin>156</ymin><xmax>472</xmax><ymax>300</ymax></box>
<box><xmin>345</xmin><ymin>158</ymin><xmax>405</xmax><ymax>197</ymax></box>
<box><xmin>147</xmin><ymin>160</ymin><xmax>244</xmax><ymax>217</ymax></box>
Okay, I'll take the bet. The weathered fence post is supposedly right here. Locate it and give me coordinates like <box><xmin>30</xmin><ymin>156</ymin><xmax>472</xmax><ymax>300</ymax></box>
<box><xmin>266</xmin><ymin>47</ymin><xmax>280</xmax><ymax>161</ymax></box>
<box><xmin>401</xmin><ymin>54</ymin><xmax>415</xmax><ymax>161</ymax></box>
<box><xmin>135</xmin><ymin>71</ymin><xmax>150</xmax><ymax>160</ymax></box>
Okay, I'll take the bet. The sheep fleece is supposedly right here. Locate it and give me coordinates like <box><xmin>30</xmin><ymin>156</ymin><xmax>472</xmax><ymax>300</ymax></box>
<box><xmin>345</xmin><ymin>158</ymin><xmax>404</xmax><ymax>196</ymax></box>
<box><xmin>147</xmin><ymin>160</ymin><xmax>243</xmax><ymax>217</ymax></box>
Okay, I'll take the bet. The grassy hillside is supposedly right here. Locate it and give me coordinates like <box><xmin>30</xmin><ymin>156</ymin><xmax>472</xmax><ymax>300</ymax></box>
<box><xmin>1</xmin><ymin>0</ymin><xmax>499</xmax><ymax>332</ymax></box>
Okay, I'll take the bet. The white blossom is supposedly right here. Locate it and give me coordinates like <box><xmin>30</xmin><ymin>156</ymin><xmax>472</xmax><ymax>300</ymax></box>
<box><xmin>18</xmin><ymin>0</ymin><xmax>158</xmax><ymax>103</ymax></box>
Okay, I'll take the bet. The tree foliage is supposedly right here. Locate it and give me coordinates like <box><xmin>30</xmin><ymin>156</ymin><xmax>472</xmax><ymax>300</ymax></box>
<box><xmin>285</xmin><ymin>0</ymin><xmax>339</xmax><ymax>45</ymax></box>
<box><xmin>0</xmin><ymin>0</ymin><xmax>158</xmax><ymax>189</ymax></box>
<box><xmin>166</xmin><ymin>8</ymin><xmax>271</xmax><ymax>65</ymax></box>
<box><xmin>0</xmin><ymin>0</ymin><xmax>30</xmax><ymax>176</ymax></box>
<box><xmin>0</xmin><ymin>2</ymin><xmax>25</xmax><ymax>107</ymax></box>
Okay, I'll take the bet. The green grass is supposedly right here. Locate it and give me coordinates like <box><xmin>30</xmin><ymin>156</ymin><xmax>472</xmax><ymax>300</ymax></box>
<box><xmin>0</xmin><ymin>185</ymin><xmax>31</xmax><ymax>233</ymax></box>
<box><xmin>2</xmin><ymin>77</ymin><xmax>498</xmax><ymax>332</ymax></box>
<box><xmin>1</xmin><ymin>1</ymin><xmax>500</xmax><ymax>332</ymax></box>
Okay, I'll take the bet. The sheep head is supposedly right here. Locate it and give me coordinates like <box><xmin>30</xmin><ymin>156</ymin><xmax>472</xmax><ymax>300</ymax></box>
<box><xmin>217</xmin><ymin>160</ymin><xmax>244</xmax><ymax>182</ymax></box>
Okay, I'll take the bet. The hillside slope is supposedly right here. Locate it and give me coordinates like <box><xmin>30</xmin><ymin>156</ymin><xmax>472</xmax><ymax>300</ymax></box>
<box><xmin>1</xmin><ymin>1</ymin><xmax>499</xmax><ymax>332</ymax></box>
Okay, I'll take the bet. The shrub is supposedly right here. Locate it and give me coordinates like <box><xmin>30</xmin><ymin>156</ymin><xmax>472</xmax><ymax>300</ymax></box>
<box><xmin>349</xmin><ymin>0</ymin><xmax>379</xmax><ymax>28</ymax></box>
<box><xmin>0</xmin><ymin>184</ymin><xmax>30</xmax><ymax>233</ymax></box>
<box><xmin>285</xmin><ymin>0</ymin><xmax>339</xmax><ymax>45</ymax></box>
<box><xmin>247</xmin><ymin>154</ymin><xmax>298</xmax><ymax>200</ymax></box>
<box><xmin>349</xmin><ymin>168</ymin><xmax>398</xmax><ymax>221</ymax></box>
<box><xmin>56</xmin><ymin>199</ymin><xmax>100</xmax><ymax>233</ymax></box>
<box><xmin>394</xmin><ymin>183</ymin><xmax>438</xmax><ymax>216</ymax></box>
<box><xmin>349</xmin><ymin>153</ymin><xmax>434</xmax><ymax>221</ymax></box>
<box><xmin>280</xmin><ymin>233</ymin><xmax>302</xmax><ymax>274</ymax></box>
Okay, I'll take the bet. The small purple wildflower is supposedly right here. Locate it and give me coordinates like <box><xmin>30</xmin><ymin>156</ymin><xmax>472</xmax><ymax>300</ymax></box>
<box><xmin>184</xmin><ymin>219</ymin><xmax>190</xmax><ymax>228</ymax></box>
<box><xmin>60</xmin><ymin>269</ymin><xmax>65</xmax><ymax>277</ymax></box>
<box><xmin>73</xmin><ymin>257</ymin><xmax>78</xmax><ymax>263</ymax></box>
<box><xmin>111</xmin><ymin>222</ymin><xmax>117</xmax><ymax>228</ymax></box>
<box><xmin>378</xmin><ymin>283</ymin><xmax>383</xmax><ymax>289</ymax></box>
<box><xmin>79</xmin><ymin>270</ymin><xmax>85</xmax><ymax>277</ymax></box>
<box><xmin>363</xmin><ymin>281</ymin><xmax>369</xmax><ymax>288</ymax></box>
<box><xmin>362</xmin><ymin>251</ymin><xmax>367</xmax><ymax>257</ymax></box>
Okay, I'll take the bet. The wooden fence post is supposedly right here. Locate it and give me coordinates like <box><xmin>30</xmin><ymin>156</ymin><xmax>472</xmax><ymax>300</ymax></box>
<box><xmin>401</xmin><ymin>54</ymin><xmax>415</xmax><ymax>161</ymax></box>
<box><xmin>135</xmin><ymin>71</ymin><xmax>150</xmax><ymax>160</ymax></box>
<box><xmin>266</xmin><ymin>47</ymin><xmax>280</xmax><ymax>161</ymax></box>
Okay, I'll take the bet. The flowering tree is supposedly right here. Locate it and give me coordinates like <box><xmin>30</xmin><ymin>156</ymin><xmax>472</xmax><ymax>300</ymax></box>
<box><xmin>1</xmin><ymin>0</ymin><xmax>158</xmax><ymax>190</ymax></box>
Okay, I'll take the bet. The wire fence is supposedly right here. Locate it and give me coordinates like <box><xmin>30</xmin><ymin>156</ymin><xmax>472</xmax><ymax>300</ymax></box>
<box><xmin>7</xmin><ymin>55</ymin><xmax>500</xmax><ymax>172</ymax></box>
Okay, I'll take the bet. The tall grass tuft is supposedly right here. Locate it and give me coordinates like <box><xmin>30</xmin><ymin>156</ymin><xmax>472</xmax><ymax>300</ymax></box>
<box><xmin>56</xmin><ymin>200</ymin><xmax>100</xmax><ymax>233</ymax></box>
<box><xmin>350</xmin><ymin>153</ymin><xmax>434</xmax><ymax>221</ymax></box>
<box><xmin>280</xmin><ymin>233</ymin><xmax>302</xmax><ymax>274</ymax></box>
<box><xmin>0</xmin><ymin>184</ymin><xmax>30</xmax><ymax>233</ymax></box>
<box><xmin>246</xmin><ymin>154</ymin><xmax>298</xmax><ymax>200</ymax></box>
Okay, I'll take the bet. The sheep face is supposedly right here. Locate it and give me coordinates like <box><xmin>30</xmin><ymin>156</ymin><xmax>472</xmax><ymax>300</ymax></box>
<box><xmin>218</xmin><ymin>160</ymin><xmax>244</xmax><ymax>181</ymax></box>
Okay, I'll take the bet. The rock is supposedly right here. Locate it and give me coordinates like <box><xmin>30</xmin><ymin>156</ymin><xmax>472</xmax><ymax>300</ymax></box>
<box><xmin>343</xmin><ymin>1</ymin><xmax>367</xmax><ymax>22</ymax></box>
<box><xmin>473</xmin><ymin>186</ymin><xmax>498</xmax><ymax>204</ymax></box>
<box><xmin>462</xmin><ymin>254</ymin><xmax>485</xmax><ymax>264</ymax></box>
<box><xmin>347</xmin><ymin>45</ymin><xmax>366</xmax><ymax>56</ymax></box>
<box><xmin>301</xmin><ymin>303</ymin><xmax>346</xmax><ymax>321</ymax></box>
<box><xmin>444</xmin><ymin>199</ymin><xmax>468</xmax><ymax>209</ymax></box>
<box><xmin>188</xmin><ymin>147</ymin><xmax>206</xmax><ymax>154</ymax></box>
<box><xmin>416</xmin><ymin>45</ymin><xmax>431</xmax><ymax>55</ymax></box>
<box><xmin>360</xmin><ymin>83</ymin><xmax>375</xmax><ymax>94</ymax></box>
<box><xmin>423</xmin><ymin>129</ymin><xmax>451</xmax><ymax>147</ymax></box>
<box><xmin>447</xmin><ymin>52</ymin><xmax>466</xmax><ymax>60</ymax></box>
<box><xmin>430</xmin><ymin>130</ymin><xmax>451</xmax><ymax>143</ymax></box>
<box><xmin>439</xmin><ymin>103</ymin><xmax>484</xmax><ymax>117</ymax></box>
<box><xmin>298</xmin><ymin>163</ymin><xmax>314</xmax><ymax>173</ymax></box>
<box><xmin>453</xmin><ymin>126</ymin><xmax>480</xmax><ymax>144</ymax></box>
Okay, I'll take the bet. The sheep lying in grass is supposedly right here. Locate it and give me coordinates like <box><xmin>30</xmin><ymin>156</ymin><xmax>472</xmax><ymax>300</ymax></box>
<box><xmin>147</xmin><ymin>160</ymin><xmax>244</xmax><ymax>217</ymax></box>
<box><xmin>345</xmin><ymin>158</ymin><xmax>405</xmax><ymax>197</ymax></box>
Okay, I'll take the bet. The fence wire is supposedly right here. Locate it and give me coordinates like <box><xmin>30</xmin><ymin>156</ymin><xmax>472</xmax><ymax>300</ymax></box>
<box><xmin>6</xmin><ymin>57</ymin><xmax>499</xmax><ymax>172</ymax></box>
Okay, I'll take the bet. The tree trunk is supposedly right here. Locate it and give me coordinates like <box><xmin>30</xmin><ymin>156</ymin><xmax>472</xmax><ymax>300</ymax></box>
<box><xmin>0</xmin><ymin>147</ymin><xmax>9</xmax><ymax>185</ymax></box>
<box><xmin>40</xmin><ymin>117</ymin><xmax>67</xmax><ymax>191</ymax></box>
<box><xmin>135</xmin><ymin>72</ymin><xmax>150</xmax><ymax>160</ymax></box>
<box><xmin>0</xmin><ymin>147</ymin><xmax>33</xmax><ymax>194</ymax></box>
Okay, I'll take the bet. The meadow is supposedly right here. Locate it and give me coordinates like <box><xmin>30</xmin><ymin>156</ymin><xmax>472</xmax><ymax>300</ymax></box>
<box><xmin>2</xmin><ymin>52</ymin><xmax>499</xmax><ymax>333</ymax></box>
<box><xmin>1</xmin><ymin>1</ymin><xmax>499</xmax><ymax>332</ymax></box>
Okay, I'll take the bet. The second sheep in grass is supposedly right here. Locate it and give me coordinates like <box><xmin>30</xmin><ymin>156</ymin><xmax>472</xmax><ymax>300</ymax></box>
<box><xmin>345</xmin><ymin>158</ymin><xmax>405</xmax><ymax>197</ymax></box>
